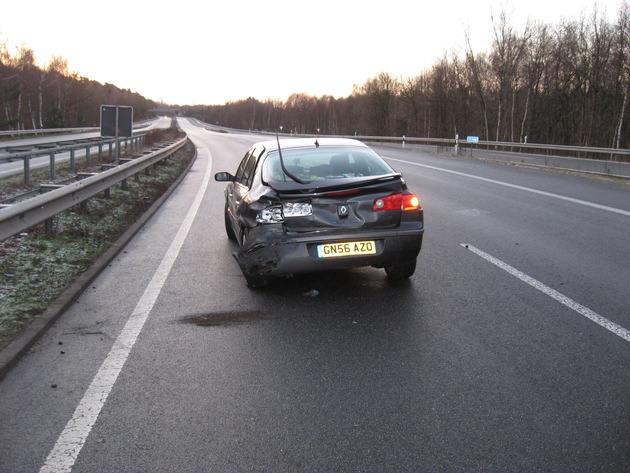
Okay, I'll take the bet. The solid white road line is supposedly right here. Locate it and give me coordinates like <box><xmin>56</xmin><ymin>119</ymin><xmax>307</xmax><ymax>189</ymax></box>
<box><xmin>385</xmin><ymin>157</ymin><xmax>630</xmax><ymax>218</ymax></box>
<box><xmin>462</xmin><ymin>244</ymin><xmax>630</xmax><ymax>343</ymax></box>
<box><xmin>39</xmin><ymin>146</ymin><xmax>213</xmax><ymax>473</ymax></box>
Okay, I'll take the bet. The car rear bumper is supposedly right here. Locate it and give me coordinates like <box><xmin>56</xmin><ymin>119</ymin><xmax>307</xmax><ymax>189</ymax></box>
<box><xmin>234</xmin><ymin>223</ymin><xmax>424</xmax><ymax>281</ymax></box>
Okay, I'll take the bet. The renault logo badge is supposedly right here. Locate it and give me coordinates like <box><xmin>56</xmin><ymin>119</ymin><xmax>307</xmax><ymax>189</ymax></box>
<box><xmin>338</xmin><ymin>204</ymin><xmax>349</xmax><ymax>218</ymax></box>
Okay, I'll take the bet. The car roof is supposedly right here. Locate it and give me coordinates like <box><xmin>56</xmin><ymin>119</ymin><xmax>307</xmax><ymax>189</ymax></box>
<box><xmin>257</xmin><ymin>137</ymin><xmax>369</xmax><ymax>153</ymax></box>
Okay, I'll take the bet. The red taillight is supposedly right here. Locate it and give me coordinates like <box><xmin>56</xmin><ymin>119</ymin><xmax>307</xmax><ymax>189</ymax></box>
<box><xmin>373</xmin><ymin>193</ymin><xmax>421</xmax><ymax>211</ymax></box>
<box><xmin>373</xmin><ymin>193</ymin><xmax>402</xmax><ymax>211</ymax></box>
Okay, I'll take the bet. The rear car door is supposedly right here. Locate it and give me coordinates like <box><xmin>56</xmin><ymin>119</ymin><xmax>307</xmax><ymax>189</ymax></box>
<box><xmin>231</xmin><ymin>147</ymin><xmax>260</xmax><ymax>243</ymax></box>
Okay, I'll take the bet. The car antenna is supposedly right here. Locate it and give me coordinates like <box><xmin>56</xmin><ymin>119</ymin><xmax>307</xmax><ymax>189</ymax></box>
<box><xmin>276</xmin><ymin>133</ymin><xmax>307</xmax><ymax>184</ymax></box>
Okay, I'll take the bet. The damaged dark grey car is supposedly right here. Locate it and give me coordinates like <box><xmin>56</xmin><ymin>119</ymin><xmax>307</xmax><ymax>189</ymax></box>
<box><xmin>215</xmin><ymin>138</ymin><xmax>424</xmax><ymax>287</ymax></box>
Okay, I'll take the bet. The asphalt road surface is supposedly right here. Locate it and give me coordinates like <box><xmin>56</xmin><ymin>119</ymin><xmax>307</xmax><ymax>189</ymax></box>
<box><xmin>1</xmin><ymin>118</ymin><xmax>629</xmax><ymax>472</ymax></box>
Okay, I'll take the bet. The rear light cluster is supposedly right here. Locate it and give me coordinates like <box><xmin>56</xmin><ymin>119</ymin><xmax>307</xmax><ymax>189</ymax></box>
<box><xmin>256</xmin><ymin>194</ymin><xmax>419</xmax><ymax>224</ymax></box>
<box><xmin>373</xmin><ymin>193</ymin><xmax>421</xmax><ymax>212</ymax></box>
<box><xmin>256</xmin><ymin>202</ymin><xmax>313</xmax><ymax>224</ymax></box>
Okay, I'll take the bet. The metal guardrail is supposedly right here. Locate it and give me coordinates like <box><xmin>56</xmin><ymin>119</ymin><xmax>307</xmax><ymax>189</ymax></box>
<box><xmin>2</xmin><ymin>134</ymin><xmax>147</xmax><ymax>185</ymax></box>
<box><xmin>241</xmin><ymin>125</ymin><xmax>630</xmax><ymax>177</ymax></box>
<box><xmin>0</xmin><ymin>137</ymin><xmax>188</xmax><ymax>241</ymax></box>
<box><xmin>0</xmin><ymin>121</ymin><xmax>152</xmax><ymax>139</ymax></box>
<box><xmin>193</xmin><ymin>117</ymin><xmax>630</xmax><ymax>163</ymax></box>
<box><xmin>0</xmin><ymin>127</ymin><xmax>99</xmax><ymax>138</ymax></box>
<box><xmin>335</xmin><ymin>135</ymin><xmax>630</xmax><ymax>161</ymax></box>
<box><xmin>352</xmin><ymin>136</ymin><xmax>630</xmax><ymax>178</ymax></box>
<box><xmin>190</xmin><ymin>116</ymin><xmax>630</xmax><ymax>159</ymax></box>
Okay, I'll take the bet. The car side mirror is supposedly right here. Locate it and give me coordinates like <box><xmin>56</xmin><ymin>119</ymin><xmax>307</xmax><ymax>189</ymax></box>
<box><xmin>215</xmin><ymin>172</ymin><xmax>235</xmax><ymax>182</ymax></box>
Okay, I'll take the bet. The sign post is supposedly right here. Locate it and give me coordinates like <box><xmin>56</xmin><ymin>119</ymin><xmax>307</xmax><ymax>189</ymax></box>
<box><xmin>100</xmin><ymin>105</ymin><xmax>133</xmax><ymax>162</ymax></box>
<box><xmin>467</xmin><ymin>135</ymin><xmax>479</xmax><ymax>157</ymax></box>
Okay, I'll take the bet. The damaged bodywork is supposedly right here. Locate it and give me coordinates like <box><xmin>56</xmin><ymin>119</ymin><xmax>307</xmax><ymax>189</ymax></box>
<box><xmin>215</xmin><ymin>138</ymin><xmax>424</xmax><ymax>287</ymax></box>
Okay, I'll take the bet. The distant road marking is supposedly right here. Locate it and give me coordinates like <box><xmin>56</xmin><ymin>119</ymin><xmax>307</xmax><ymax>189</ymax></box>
<box><xmin>462</xmin><ymin>244</ymin><xmax>630</xmax><ymax>343</ymax></box>
<box><xmin>39</xmin><ymin>147</ymin><xmax>214</xmax><ymax>473</ymax></box>
<box><xmin>385</xmin><ymin>157</ymin><xmax>630</xmax><ymax>217</ymax></box>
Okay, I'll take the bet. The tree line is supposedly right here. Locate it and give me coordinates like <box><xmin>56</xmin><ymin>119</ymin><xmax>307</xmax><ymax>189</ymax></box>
<box><xmin>184</xmin><ymin>3</ymin><xmax>630</xmax><ymax>148</ymax></box>
<box><xmin>0</xmin><ymin>44</ymin><xmax>155</xmax><ymax>131</ymax></box>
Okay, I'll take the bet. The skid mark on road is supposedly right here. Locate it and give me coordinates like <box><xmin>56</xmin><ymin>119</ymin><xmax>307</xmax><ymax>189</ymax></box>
<box><xmin>180</xmin><ymin>310</ymin><xmax>275</xmax><ymax>327</ymax></box>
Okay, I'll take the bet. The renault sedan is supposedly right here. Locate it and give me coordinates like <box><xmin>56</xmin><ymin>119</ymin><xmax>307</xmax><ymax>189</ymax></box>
<box><xmin>215</xmin><ymin>138</ymin><xmax>424</xmax><ymax>287</ymax></box>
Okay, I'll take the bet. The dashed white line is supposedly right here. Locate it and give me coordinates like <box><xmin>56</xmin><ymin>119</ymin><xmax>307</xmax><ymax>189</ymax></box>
<box><xmin>39</xmin><ymin>146</ymin><xmax>213</xmax><ymax>473</ymax></box>
<box><xmin>462</xmin><ymin>244</ymin><xmax>630</xmax><ymax>343</ymax></box>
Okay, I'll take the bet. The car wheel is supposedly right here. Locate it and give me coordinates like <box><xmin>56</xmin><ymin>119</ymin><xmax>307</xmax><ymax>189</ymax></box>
<box><xmin>224</xmin><ymin>206</ymin><xmax>237</xmax><ymax>241</ymax></box>
<box><xmin>385</xmin><ymin>258</ymin><xmax>417</xmax><ymax>280</ymax></box>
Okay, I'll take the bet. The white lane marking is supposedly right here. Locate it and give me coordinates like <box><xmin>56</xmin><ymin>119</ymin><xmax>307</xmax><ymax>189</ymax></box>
<box><xmin>40</xmin><ymin>147</ymin><xmax>213</xmax><ymax>473</ymax></box>
<box><xmin>386</xmin><ymin>157</ymin><xmax>630</xmax><ymax>218</ymax></box>
<box><xmin>462</xmin><ymin>244</ymin><xmax>630</xmax><ymax>343</ymax></box>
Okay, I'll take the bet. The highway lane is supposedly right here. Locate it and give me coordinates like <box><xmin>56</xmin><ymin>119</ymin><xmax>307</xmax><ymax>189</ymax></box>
<box><xmin>376</xmin><ymin>146</ymin><xmax>630</xmax><ymax>331</ymax></box>
<box><xmin>0</xmin><ymin>118</ymin><xmax>629</xmax><ymax>472</ymax></box>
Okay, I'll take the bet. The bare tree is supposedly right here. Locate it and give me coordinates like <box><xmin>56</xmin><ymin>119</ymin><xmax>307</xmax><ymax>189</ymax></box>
<box><xmin>519</xmin><ymin>22</ymin><xmax>552</xmax><ymax>143</ymax></box>
<box><xmin>465</xmin><ymin>29</ymin><xmax>491</xmax><ymax>140</ymax></box>
<box><xmin>612</xmin><ymin>1</ymin><xmax>630</xmax><ymax>148</ymax></box>
<box><xmin>361</xmin><ymin>72</ymin><xmax>400</xmax><ymax>136</ymax></box>
<box><xmin>490</xmin><ymin>9</ymin><xmax>530</xmax><ymax>142</ymax></box>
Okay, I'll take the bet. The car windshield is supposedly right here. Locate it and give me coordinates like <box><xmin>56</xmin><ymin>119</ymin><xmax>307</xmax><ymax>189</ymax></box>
<box><xmin>263</xmin><ymin>146</ymin><xmax>395</xmax><ymax>184</ymax></box>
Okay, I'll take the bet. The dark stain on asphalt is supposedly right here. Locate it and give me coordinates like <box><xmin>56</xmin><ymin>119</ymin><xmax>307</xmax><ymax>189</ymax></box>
<box><xmin>180</xmin><ymin>310</ymin><xmax>273</xmax><ymax>327</ymax></box>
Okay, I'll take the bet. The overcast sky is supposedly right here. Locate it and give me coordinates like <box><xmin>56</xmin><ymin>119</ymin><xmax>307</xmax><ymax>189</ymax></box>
<box><xmin>1</xmin><ymin>0</ymin><xmax>619</xmax><ymax>106</ymax></box>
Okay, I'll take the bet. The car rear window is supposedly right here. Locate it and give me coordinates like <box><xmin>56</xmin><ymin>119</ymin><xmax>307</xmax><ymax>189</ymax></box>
<box><xmin>263</xmin><ymin>147</ymin><xmax>394</xmax><ymax>184</ymax></box>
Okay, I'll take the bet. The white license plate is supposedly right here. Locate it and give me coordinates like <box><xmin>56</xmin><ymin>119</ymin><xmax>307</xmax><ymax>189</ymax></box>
<box><xmin>317</xmin><ymin>241</ymin><xmax>376</xmax><ymax>258</ymax></box>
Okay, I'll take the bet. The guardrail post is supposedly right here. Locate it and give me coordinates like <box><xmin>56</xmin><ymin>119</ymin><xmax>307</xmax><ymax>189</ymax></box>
<box><xmin>24</xmin><ymin>156</ymin><xmax>31</xmax><ymax>186</ymax></box>
<box><xmin>49</xmin><ymin>151</ymin><xmax>56</xmax><ymax>180</ymax></box>
<box><xmin>98</xmin><ymin>143</ymin><xmax>103</xmax><ymax>162</ymax></box>
<box><xmin>85</xmin><ymin>145</ymin><xmax>91</xmax><ymax>164</ymax></box>
<box><xmin>45</xmin><ymin>217</ymin><xmax>53</xmax><ymax>235</ymax></box>
<box><xmin>70</xmin><ymin>148</ymin><xmax>76</xmax><ymax>172</ymax></box>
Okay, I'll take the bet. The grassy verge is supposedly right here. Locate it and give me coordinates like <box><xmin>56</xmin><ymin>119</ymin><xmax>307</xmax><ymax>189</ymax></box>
<box><xmin>0</xmin><ymin>128</ymin><xmax>195</xmax><ymax>351</ymax></box>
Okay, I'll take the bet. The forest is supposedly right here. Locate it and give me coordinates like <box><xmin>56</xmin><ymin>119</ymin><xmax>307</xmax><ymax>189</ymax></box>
<box><xmin>2</xmin><ymin>3</ymin><xmax>629</xmax><ymax>148</ymax></box>
<box><xmin>0</xmin><ymin>49</ymin><xmax>156</xmax><ymax>130</ymax></box>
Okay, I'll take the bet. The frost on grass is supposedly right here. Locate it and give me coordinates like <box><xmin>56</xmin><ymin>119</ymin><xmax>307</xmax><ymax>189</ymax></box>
<box><xmin>0</xmin><ymin>136</ymin><xmax>194</xmax><ymax>351</ymax></box>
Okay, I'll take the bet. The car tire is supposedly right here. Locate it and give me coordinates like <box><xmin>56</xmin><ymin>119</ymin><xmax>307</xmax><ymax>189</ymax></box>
<box><xmin>385</xmin><ymin>258</ymin><xmax>417</xmax><ymax>280</ymax></box>
<box><xmin>224</xmin><ymin>206</ymin><xmax>237</xmax><ymax>241</ymax></box>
